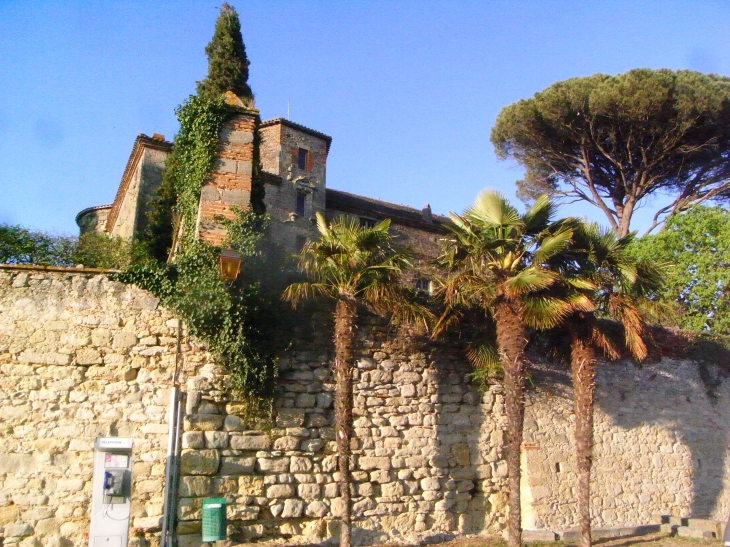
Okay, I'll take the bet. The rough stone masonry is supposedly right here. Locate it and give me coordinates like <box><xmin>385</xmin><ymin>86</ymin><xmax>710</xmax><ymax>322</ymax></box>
<box><xmin>1</xmin><ymin>267</ymin><xmax>730</xmax><ymax>546</ymax></box>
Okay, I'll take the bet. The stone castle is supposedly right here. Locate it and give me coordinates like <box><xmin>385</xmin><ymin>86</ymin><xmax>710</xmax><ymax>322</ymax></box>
<box><xmin>75</xmin><ymin>95</ymin><xmax>446</xmax><ymax>287</ymax></box>
<box><xmin>3</xmin><ymin>42</ymin><xmax>730</xmax><ymax>547</ymax></box>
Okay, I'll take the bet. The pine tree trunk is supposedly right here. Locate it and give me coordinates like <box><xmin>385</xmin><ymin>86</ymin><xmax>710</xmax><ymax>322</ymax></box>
<box><xmin>494</xmin><ymin>300</ymin><xmax>528</xmax><ymax>547</ymax></box>
<box><xmin>334</xmin><ymin>298</ymin><xmax>356</xmax><ymax>547</ymax></box>
<box><xmin>570</xmin><ymin>319</ymin><xmax>597</xmax><ymax>547</ymax></box>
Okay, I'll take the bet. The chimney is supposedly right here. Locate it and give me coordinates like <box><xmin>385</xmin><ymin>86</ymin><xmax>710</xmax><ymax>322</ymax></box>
<box><xmin>422</xmin><ymin>204</ymin><xmax>433</xmax><ymax>223</ymax></box>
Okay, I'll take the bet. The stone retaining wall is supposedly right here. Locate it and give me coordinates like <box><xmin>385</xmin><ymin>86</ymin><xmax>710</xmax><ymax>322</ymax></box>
<box><xmin>2</xmin><ymin>267</ymin><xmax>730</xmax><ymax>546</ymax></box>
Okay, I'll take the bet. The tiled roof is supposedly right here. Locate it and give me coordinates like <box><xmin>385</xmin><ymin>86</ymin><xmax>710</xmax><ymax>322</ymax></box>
<box><xmin>260</xmin><ymin>118</ymin><xmax>332</xmax><ymax>153</ymax></box>
<box><xmin>326</xmin><ymin>189</ymin><xmax>449</xmax><ymax>233</ymax></box>
<box><xmin>75</xmin><ymin>204</ymin><xmax>112</xmax><ymax>225</ymax></box>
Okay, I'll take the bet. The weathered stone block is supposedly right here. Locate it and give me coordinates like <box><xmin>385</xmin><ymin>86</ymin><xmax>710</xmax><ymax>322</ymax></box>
<box><xmin>359</xmin><ymin>456</ymin><xmax>391</xmax><ymax>470</ymax></box>
<box><xmin>238</xmin><ymin>476</ymin><xmax>265</xmax><ymax>496</ymax></box>
<box><xmin>276</xmin><ymin>408</ymin><xmax>305</xmax><ymax>427</ymax></box>
<box><xmin>290</xmin><ymin>456</ymin><xmax>313</xmax><ymax>472</ymax></box>
<box><xmin>180</xmin><ymin>449</ymin><xmax>220</xmax><ymax>475</ymax></box>
<box><xmin>305</xmin><ymin>500</ymin><xmax>328</xmax><ymax>518</ymax></box>
<box><xmin>230</xmin><ymin>434</ymin><xmax>270</xmax><ymax>450</ymax></box>
<box><xmin>179</xmin><ymin>476</ymin><xmax>211</xmax><ymax>497</ymax></box>
<box><xmin>220</xmin><ymin>128</ymin><xmax>254</xmax><ymax>145</ymax></box>
<box><xmin>57</xmin><ymin>478</ymin><xmax>84</xmax><ymax>492</ymax></box>
<box><xmin>229</xmin><ymin>504</ymin><xmax>259</xmax><ymax>521</ymax></box>
<box><xmin>200</xmin><ymin>185</ymin><xmax>220</xmax><ymax>202</ymax></box>
<box><xmin>273</xmin><ymin>436</ymin><xmax>299</xmax><ymax>450</ymax></box>
<box><xmin>280</xmin><ymin>498</ymin><xmax>304</xmax><ymax>518</ymax></box>
<box><xmin>0</xmin><ymin>505</ymin><xmax>20</xmax><ymax>525</ymax></box>
<box><xmin>257</xmin><ymin>457</ymin><xmax>290</xmax><ymax>473</ymax></box>
<box><xmin>223</xmin><ymin>415</ymin><xmax>246</xmax><ymax>431</ymax></box>
<box><xmin>112</xmin><ymin>331</ymin><xmax>138</xmax><ymax>348</ymax></box>
<box><xmin>236</xmin><ymin>160</ymin><xmax>252</xmax><ymax>175</ymax></box>
<box><xmin>219</xmin><ymin>456</ymin><xmax>256</xmax><ymax>475</ymax></box>
<box><xmin>182</xmin><ymin>431</ymin><xmax>205</xmax><ymax>449</ymax></box>
<box><xmin>76</xmin><ymin>348</ymin><xmax>102</xmax><ymax>365</ymax></box>
<box><xmin>300</xmin><ymin>438</ymin><xmax>324</xmax><ymax>452</ymax></box>
<box><xmin>222</xmin><ymin>189</ymin><xmax>249</xmax><ymax>206</ymax></box>
<box><xmin>267</xmin><ymin>484</ymin><xmax>296</xmax><ymax>498</ymax></box>
<box><xmin>205</xmin><ymin>431</ymin><xmax>229</xmax><ymax>449</ymax></box>
<box><xmin>185</xmin><ymin>414</ymin><xmax>224</xmax><ymax>431</ymax></box>
<box><xmin>215</xmin><ymin>158</ymin><xmax>237</xmax><ymax>174</ymax></box>
<box><xmin>298</xmin><ymin>483</ymin><xmax>321</xmax><ymax>499</ymax></box>
<box><xmin>4</xmin><ymin>523</ymin><xmax>33</xmax><ymax>537</ymax></box>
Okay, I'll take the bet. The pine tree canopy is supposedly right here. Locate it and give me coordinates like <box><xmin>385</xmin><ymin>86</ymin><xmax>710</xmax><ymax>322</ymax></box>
<box><xmin>491</xmin><ymin>69</ymin><xmax>730</xmax><ymax>237</ymax></box>
<box><xmin>196</xmin><ymin>3</ymin><xmax>253</xmax><ymax>103</ymax></box>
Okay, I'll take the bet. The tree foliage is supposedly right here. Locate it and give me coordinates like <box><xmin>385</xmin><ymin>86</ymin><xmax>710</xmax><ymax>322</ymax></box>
<box><xmin>196</xmin><ymin>2</ymin><xmax>253</xmax><ymax>104</ymax></box>
<box><xmin>491</xmin><ymin>69</ymin><xmax>730</xmax><ymax>237</ymax></box>
<box><xmin>436</xmin><ymin>191</ymin><xmax>586</xmax><ymax>547</ymax></box>
<box><xmin>0</xmin><ymin>224</ymin><xmax>76</xmax><ymax>266</ymax></box>
<box><xmin>74</xmin><ymin>232</ymin><xmax>137</xmax><ymax>270</ymax></box>
<box><xmin>555</xmin><ymin>224</ymin><xmax>666</xmax><ymax>547</ymax></box>
<box><xmin>284</xmin><ymin>212</ymin><xmax>430</xmax><ymax>547</ymax></box>
<box><xmin>630</xmin><ymin>205</ymin><xmax>730</xmax><ymax>335</ymax></box>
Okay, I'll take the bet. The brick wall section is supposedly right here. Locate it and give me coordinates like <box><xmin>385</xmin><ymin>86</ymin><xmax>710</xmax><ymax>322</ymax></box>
<box><xmin>197</xmin><ymin>111</ymin><xmax>258</xmax><ymax>247</ymax></box>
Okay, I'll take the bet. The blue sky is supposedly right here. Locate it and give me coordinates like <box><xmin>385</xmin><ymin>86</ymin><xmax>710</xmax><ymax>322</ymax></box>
<box><xmin>1</xmin><ymin>0</ymin><xmax>729</xmax><ymax>236</ymax></box>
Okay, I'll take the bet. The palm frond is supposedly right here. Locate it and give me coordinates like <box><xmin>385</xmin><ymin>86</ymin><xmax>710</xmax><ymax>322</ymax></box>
<box><xmin>466</xmin><ymin>190</ymin><xmax>521</xmax><ymax>228</ymax></box>
<box><xmin>282</xmin><ymin>282</ymin><xmax>335</xmax><ymax>307</ymax></box>
<box><xmin>522</xmin><ymin>296</ymin><xmax>573</xmax><ymax>329</ymax></box>
<box><xmin>504</xmin><ymin>267</ymin><xmax>557</xmax><ymax>297</ymax></box>
<box><xmin>523</xmin><ymin>194</ymin><xmax>554</xmax><ymax>232</ymax></box>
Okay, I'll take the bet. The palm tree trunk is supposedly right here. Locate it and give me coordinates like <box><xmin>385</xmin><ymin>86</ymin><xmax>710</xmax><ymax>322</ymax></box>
<box><xmin>333</xmin><ymin>298</ymin><xmax>356</xmax><ymax>547</ymax></box>
<box><xmin>570</xmin><ymin>319</ymin><xmax>597</xmax><ymax>547</ymax></box>
<box><xmin>494</xmin><ymin>300</ymin><xmax>528</xmax><ymax>547</ymax></box>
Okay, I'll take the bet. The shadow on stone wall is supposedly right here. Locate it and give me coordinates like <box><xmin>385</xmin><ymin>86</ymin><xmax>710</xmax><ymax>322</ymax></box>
<box><xmin>526</xmin><ymin>356</ymin><xmax>730</xmax><ymax>529</ymax></box>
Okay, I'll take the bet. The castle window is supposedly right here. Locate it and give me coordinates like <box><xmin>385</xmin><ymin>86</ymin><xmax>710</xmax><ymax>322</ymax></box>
<box><xmin>296</xmin><ymin>193</ymin><xmax>306</xmax><ymax>216</ymax></box>
<box><xmin>360</xmin><ymin>217</ymin><xmax>376</xmax><ymax>229</ymax></box>
<box><xmin>297</xmin><ymin>147</ymin><xmax>310</xmax><ymax>170</ymax></box>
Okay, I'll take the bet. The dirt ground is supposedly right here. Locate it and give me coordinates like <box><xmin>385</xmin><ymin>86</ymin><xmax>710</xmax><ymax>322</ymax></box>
<box><xmin>409</xmin><ymin>533</ymin><xmax>722</xmax><ymax>547</ymax></box>
<box><xmin>231</xmin><ymin>531</ymin><xmax>723</xmax><ymax>547</ymax></box>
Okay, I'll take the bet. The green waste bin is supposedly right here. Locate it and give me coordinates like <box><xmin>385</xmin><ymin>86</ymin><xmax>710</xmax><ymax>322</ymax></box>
<box><xmin>202</xmin><ymin>497</ymin><xmax>227</xmax><ymax>542</ymax></box>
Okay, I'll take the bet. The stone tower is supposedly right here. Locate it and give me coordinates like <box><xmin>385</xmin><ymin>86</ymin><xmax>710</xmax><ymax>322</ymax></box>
<box><xmin>258</xmin><ymin>118</ymin><xmax>332</xmax><ymax>252</ymax></box>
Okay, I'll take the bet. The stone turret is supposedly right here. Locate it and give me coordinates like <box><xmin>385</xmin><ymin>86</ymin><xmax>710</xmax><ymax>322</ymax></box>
<box><xmin>196</xmin><ymin>93</ymin><xmax>260</xmax><ymax>247</ymax></box>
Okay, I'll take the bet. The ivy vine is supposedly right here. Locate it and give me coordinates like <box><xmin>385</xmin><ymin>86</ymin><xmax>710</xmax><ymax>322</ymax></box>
<box><xmin>120</xmin><ymin>94</ymin><xmax>288</xmax><ymax>406</ymax></box>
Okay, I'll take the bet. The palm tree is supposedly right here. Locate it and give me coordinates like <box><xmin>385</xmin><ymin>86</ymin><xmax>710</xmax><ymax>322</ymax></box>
<box><xmin>436</xmin><ymin>191</ymin><xmax>587</xmax><ymax>547</ymax></box>
<box><xmin>283</xmin><ymin>212</ymin><xmax>430</xmax><ymax>547</ymax></box>
<box><xmin>560</xmin><ymin>224</ymin><xmax>666</xmax><ymax>547</ymax></box>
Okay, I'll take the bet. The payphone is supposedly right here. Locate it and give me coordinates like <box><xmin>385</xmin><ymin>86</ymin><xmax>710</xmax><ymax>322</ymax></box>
<box><xmin>89</xmin><ymin>437</ymin><xmax>133</xmax><ymax>547</ymax></box>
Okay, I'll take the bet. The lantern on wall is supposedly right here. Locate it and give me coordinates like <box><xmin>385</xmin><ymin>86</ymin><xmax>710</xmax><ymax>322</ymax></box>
<box><xmin>218</xmin><ymin>249</ymin><xmax>242</xmax><ymax>283</ymax></box>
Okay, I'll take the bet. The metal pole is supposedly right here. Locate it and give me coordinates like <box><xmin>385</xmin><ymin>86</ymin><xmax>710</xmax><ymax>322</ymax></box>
<box><xmin>161</xmin><ymin>320</ymin><xmax>184</xmax><ymax>547</ymax></box>
<box><xmin>160</xmin><ymin>387</ymin><xmax>180</xmax><ymax>546</ymax></box>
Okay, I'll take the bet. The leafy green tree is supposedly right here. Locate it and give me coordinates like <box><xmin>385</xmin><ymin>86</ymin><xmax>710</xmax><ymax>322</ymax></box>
<box><xmin>631</xmin><ymin>205</ymin><xmax>730</xmax><ymax>334</ymax></box>
<box><xmin>491</xmin><ymin>69</ymin><xmax>730</xmax><ymax>237</ymax></box>
<box><xmin>196</xmin><ymin>2</ymin><xmax>254</xmax><ymax>103</ymax></box>
<box><xmin>0</xmin><ymin>224</ymin><xmax>76</xmax><ymax>266</ymax></box>
<box><xmin>558</xmin><ymin>224</ymin><xmax>665</xmax><ymax>547</ymax></box>
<box><xmin>436</xmin><ymin>191</ymin><xmax>581</xmax><ymax>547</ymax></box>
<box><xmin>74</xmin><ymin>233</ymin><xmax>137</xmax><ymax>269</ymax></box>
<box><xmin>284</xmin><ymin>213</ymin><xmax>430</xmax><ymax>547</ymax></box>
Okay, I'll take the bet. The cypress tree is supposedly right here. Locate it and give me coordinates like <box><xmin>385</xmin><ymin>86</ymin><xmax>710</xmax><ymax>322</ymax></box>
<box><xmin>196</xmin><ymin>3</ymin><xmax>254</xmax><ymax>103</ymax></box>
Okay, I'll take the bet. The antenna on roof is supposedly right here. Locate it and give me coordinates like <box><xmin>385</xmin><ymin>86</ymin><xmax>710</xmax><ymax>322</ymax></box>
<box><xmin>287</xmin><ymin>99</ymin><xmax>290</xmax><ymax>120</ymax></box>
